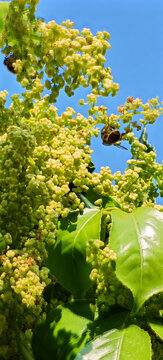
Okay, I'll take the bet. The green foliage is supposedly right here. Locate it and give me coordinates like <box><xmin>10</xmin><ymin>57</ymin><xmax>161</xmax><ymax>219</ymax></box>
<box><xmin>32</xmin><ymin>301</ymin><xmax>94</xmax><ymax>360</ymax></box>
<box><xmin>34</xmin><ymin>206</ymin><xmax>163</xmax><ymax>359</ymax></box>
<box><xmin>81</xmin><ymin>186</ymin><xmax>122</xmax><ymax>209</ymax></box>
<box><xmin>0</xmin><ymin>0</ymin><xmax>163</xmax><ymax>359</ymax></box>
<box><xmin>75</xmin><ymin>325</ymin><xmax>151</xmax><ymax>360</ymax></box>
<box><xmin>110</xmin><ymin>208</ymin><xmax>163</xmax><ymax>313</ymax></box>
<box><xmin>46</xmin><ymin>209</ymin><xmax>101</xmax><ymax>297</ymax></box>
<box><xmin>0</xmin><ymin>2</ymin><xmax>9</xmax><ymax>33</ymax></box>
<box><xmin>149</xmin><ymin>322</ymin><xmax>163</xmax><ymax>341</ymax></box>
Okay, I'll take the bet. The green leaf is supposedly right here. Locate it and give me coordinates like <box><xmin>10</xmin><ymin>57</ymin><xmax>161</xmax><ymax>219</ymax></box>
<box><xmin>78</xmin><ymin>193</ymin><xmax>96</xmax><ymax>209</ymax></box>
<box><xmin>32</xmin><ymin>301</ymin><xmax>93</xmax><ymax>360</ymax></box>
<box><xmin>110</xmin><ymin>207</ymin><xmax>163</xmax><ymax>313</ymax></box>
<box><xmin>83</xmin><ymin>186</ymin><xmax>121</xmax><ymax>209</ymax></box>
<box><xmin>87</xmin><ymin>161</ymin><xmax>95</xmax><ymax>174</ymax></box>
<box><xmin>19</xmin><ymin>344</ymin><xmax>35</xmax><ymax>360</ymax></box>
<box><xmin>102</xmin><ymin>196</ymin><xmax>121</xmax><ymax>209</ymax></box>
<box><xmin>148</xmin><ymin>322</ymin><xmax>163</xmax><ymax>340</ymax></box>
<box><xmin>75</xmin><ymin>325</ymin><xmax>151</xmax><ymax>360</ymax></box>
<box><xmin>46</xmin><ymin>208</ymin><xmax>101</xmax><ymax>297</ymax></box>
<box><xmin>0</xmin><ymin>1</ymin><xmax>9</xmax><ymax>33</ymax></box>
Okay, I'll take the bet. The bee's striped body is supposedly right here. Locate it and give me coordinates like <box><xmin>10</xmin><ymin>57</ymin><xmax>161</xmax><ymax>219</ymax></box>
<box><xmin>4</xmin><ymin>54</ymin><xmax>17</xmax><ymax>74</ymax></box>
<box><xmin>101</xmin><ymin>125</ymin><xmax>127</xmax><ymax>150</ymax></box>
<box><xmin>4</xmin><ymin>54</ymin><xmax>36</xmax><ymax>79</ymax></box>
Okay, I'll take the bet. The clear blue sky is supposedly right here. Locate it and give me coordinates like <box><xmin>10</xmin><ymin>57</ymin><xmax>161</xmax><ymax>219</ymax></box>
<box><xmin>0</xmin><ymin>0</ymin><xmax>163</xmax><ymax>203</ymax></box>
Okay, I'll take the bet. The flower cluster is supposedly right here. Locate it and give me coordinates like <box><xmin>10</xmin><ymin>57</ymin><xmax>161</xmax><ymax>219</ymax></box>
<box><xmin>0</xmin><ymin>92</ymin><xmax>99</xmax><ymax>256</ymax></box>
<box><xmin>90</xmin><ymin>167</ymin><xmax>114</xmax><ymax>196</ymax></box>
<box><xmin>0</xmin><ymin>250</ymin><xmax>49</xmax><ymax>358</ymax></box>
<box><xmin>0</xmin><ymin>88</ymin><xmax>99</xmax><ymax>356</ymax></box>
<box><xmin>1</xmin><ymin>0</ymin><xmax>119</xmax><ymax>103</ymax></box>
<box><xmin>87</xmin><ymin>239</ymin><xmax>133</xmax><ymax>312</ymax></box>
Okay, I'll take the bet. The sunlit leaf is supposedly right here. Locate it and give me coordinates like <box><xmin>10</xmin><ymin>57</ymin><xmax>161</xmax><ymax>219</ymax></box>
<box><xmin>110</xmin><ymin>207</ymin><xmax>163</xmax><ymax>313</ymax></box>
<box><xmin>0</xmin><ymin>1</ymin><xmax>9</xmax><ymax>33</ymax></box>
<box><xmin>148</xmin><ymin>322</ymin><xmax>163</xmax><ymax>340</ymax></box>
<box><xmin>32</xmin><ymin>301</ymin><xmax>93</xmax><ymax>360</ymax></box>
<box><xmin>75</xmin><ymin>325</ymin><xmax>151</xmax><ymax>360</ymax></box>
<box><xmin>46</xmin><ymin>208</ymin><xmax>101</xmax><ymax>297</ymax></box>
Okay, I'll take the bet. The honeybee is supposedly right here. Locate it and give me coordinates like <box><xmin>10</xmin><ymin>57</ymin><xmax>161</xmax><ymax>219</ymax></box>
<box><xmin>101</xmin><ymin>125</ymin><xmax>127</xmax><ymax>150</ymax></box>
<box><xmin>4</xmin><ymin>53</ymin><xmax>37</xmax><ymax>79</ymax></box>
<box><xmin>4</xmin><ymin>54</ymin><xmax>18</xmax><ymax>74</ymax></box>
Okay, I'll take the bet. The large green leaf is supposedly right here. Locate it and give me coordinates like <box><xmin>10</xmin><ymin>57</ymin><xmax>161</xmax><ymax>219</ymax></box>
<box><xmin>74</xmin><ymin>325</ymin><xmax>151</xmax><ymax>360</ymax></box>
<box><xmin>0</xmin><ymin>1</ymin><xmax>9</xmax><ymax>33</ymax></box>
<box><xmin>46</xmin><ymin>208</ymin><xmax>101</xmax><ymax>297</ymax></box>
<box><xmin>32</xmin><ymin>301</ymin><xmax>94</xmax><ymax>360</ymax></box>
<box><xmin>110</xmin><ymin>207</ymin><xmax>163</xmax><ymax>313</ymax></box>
<box><xmin>148</xmin><ymin>322</ymin><xmax>163</xmax><ymax>340</ymax></box>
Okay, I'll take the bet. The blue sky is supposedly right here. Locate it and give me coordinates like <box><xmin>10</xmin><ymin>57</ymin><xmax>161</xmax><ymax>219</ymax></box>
<box><xmin>0</xmin><ymin>0</ymin><xmax>163</xmax><ymax>203</ymax></box>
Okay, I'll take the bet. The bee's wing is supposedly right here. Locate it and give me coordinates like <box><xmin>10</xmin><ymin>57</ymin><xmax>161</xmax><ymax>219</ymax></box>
<box><xmin>114</xmin><ymin>143</ymin><xmax>128</xmax><ymax>150</ymax></box>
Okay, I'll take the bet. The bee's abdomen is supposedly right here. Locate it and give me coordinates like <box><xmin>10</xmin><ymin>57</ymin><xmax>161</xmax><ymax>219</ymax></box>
<box><xmin>4</xmin><ymin>55</ymin><xmax>17</xmax><ymax>74</ymax></box>
<box><xmin>108</xmin><ymin>130</ymin><xmax>120</xmax><ymax>143</ymax></box>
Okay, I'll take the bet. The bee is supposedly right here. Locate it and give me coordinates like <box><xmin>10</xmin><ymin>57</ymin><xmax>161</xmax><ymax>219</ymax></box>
<box><xmin>4</xmin><ymin>53</ymin><xmax>37</xmax><ymax>79</ymax></box>
<box><xmin>4</xmin><ymin>54</ymin><xmax>18</xmax><ymax>74</ymax></box>
<box><xmin>101</xmin><ymin>125</ymin><xmax>127</xmax><ymax>150</ymax></box>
